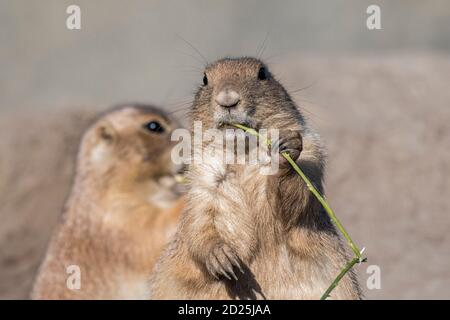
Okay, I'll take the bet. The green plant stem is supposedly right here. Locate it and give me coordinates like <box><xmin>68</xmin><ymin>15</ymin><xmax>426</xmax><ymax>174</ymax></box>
<box><xmin>232</xmin><ymin>123</ymin><xmax>366</xmax><ymax>299</ymax></box>
<box><xmin>282</xmin><ymin>153</ymin><xmax>361</xmax><ymax>258</ymax></box>
<box><xmin>320</xmin><ymin>257</ymin><xmax>360</xmax><ymax>300</ymax></box>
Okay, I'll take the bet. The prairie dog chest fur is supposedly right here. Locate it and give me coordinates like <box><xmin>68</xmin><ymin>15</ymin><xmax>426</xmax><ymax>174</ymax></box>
<box><xmin>188</xmin><ymin>144</ymin><xmax>268</xmax><ymax>250</ymax></box>
<box><xmin>190</xmin><ymin>142</ymin><xmax>266</xmax><ymax>200</ymax></box>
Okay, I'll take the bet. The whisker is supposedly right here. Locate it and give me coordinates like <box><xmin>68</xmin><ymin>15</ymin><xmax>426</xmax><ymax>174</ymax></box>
<box><xmin>296</xmin><ymin>100</ymin><xmax>327</xmax><ymax>124</ymax></box>
<box><xmin>174</xmin><ymin>49</ymin><xmax>205</xmax><ymax>68</ymax></box>
<box><xmin>166</xmin><ymin>99</ymin><xmax>193</xmax><ymax>109</ymax></box>
<box><xmin>263</xmin><ymin>53</ymin><xmax>286</xmax><ymax>63</ymax></box>
<box><xmin>289</xmin><ymin>80</ymin><xmax>318</xmax><ymax>94</ymax></box>
<box><xmin>164</xmin><ymin>97</ymin><xmax>194</xmax><ymax>115</ymax></box>
<box><xmin>176</xmin><ymin>34</ymin><xmax>208</xmax><ymax>66</ymax></box>
<box><xmin>256</xmin><ymin>31</ymin><xmax>270</xmax><ymax>59</ymax></box>
<box><xmin>168</xmin><ymin>105</ymin><xmax>192</xmax><ymax>115</ymax></box>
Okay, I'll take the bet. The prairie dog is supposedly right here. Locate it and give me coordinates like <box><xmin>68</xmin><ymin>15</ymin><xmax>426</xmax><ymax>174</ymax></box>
<box><xmin>149</xmin><ymin>58</ymin><xmax>361</xmax><ymax>299</ymax></box>
<box><xmin>31</xmin><ymin>104</ymin><xmax>184</xmax><ymax>299</ymax></box>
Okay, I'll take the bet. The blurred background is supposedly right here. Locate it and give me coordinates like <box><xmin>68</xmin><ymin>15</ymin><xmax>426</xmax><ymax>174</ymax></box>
<box><xmin>1</xmin><ymin>0</ymin><xmax>449</xmax><ymax>299</ymax></box>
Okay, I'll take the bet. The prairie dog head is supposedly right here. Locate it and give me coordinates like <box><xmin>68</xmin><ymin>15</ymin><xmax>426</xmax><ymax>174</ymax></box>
<box><xmin>77</xmin><ymin>104</ymin><xmax>179</xmax><ymax>186</ymax></box>
<box><xmin>191</xmin><ymin>57</ymin><xmax>304</xmax><ymax>132</ymax></box>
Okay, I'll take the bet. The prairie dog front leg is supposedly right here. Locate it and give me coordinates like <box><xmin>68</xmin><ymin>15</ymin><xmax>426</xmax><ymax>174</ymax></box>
<box><xmin>184</xmin><ymin>204</ymin><xmax>244</xmax><ymax>280</ymax></box>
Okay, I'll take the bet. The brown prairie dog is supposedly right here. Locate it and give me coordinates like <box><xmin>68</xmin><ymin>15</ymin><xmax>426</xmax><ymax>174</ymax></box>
<box><xmin>31</xmin><ymin>104</ymin><xmax>184</xmax><ymax>299</ymax></box>
<box><xmin>149</xmin><ymin>57</ymin><xmax>361</xmax><ymax>299</ymax></box>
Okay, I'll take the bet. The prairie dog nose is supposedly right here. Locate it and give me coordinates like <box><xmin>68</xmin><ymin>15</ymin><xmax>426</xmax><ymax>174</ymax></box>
<box><xmin>215</xmin><ymin>89</ymin><xmax>240</xmax><ymax>107</ymax></box>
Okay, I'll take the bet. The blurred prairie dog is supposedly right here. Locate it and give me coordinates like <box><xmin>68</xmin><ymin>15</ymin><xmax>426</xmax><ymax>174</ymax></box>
<box><xmin>149</xmin><ymin>58</ymin><xmax>361</xmax><ymax>299</ymax></box>
<box><xmin>31</xmin><ymin>104</ymin><xmax>184</xmax><ymax>299</ymax></box>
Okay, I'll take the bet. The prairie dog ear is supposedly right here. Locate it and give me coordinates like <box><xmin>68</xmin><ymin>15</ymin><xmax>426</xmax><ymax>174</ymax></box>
<box><xmin>88</xmin><ymin>120</ymin><xmax>116</xmax><ymax>164</ymax></box>
<box><xmin>95</xmin><ymin>120</ymin><xmax>116</xmax><ymax>143</ymax></box>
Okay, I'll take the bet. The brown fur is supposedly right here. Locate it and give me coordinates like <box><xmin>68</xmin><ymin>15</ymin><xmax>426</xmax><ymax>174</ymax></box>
<box><xmin>31</xmin><ymin>105</ymin><xmax>184</xmax><ymax>299</ymax></box>
<box><xmin>149</xmin><ymin>58</ymin><xmax>361</xmax><ymax>299</ymax></box>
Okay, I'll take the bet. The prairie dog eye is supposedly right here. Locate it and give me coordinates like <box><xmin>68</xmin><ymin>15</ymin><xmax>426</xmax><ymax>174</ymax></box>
<box><xmin>144</xmin><ymin>121</ymin><xmax>164</xmax><ymax>133</ymax></box>
<box><xmin>257</xmin><ymin>67</ymin><xmax>267</xmax><ymax>80</ymax></box>
<box><xmin>203</xmin><ymin>73</ymin><xmax>208</xmax><ymax>86</ymax></box>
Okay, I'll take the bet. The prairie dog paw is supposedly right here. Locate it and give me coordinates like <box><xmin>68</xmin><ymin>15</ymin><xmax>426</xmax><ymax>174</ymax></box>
<box><xmin>272</xmin><ymin>130</ymin><xmax>303</xmax><ymax>164</ymax></box>
<box><xmin>205</xmin><ymin>243</ymin><xmax>243</xmax><ymax>281</ymax></box>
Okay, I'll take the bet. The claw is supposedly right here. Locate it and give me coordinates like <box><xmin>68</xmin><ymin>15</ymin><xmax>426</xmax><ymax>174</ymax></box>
<box><xmin>212</xmin><ymin>251</ymin><xmax>233</xmax><ymax>280</ymax></box>
<box><xmin>205</xmin><ymin>260</ymin><xmax>219</xmax><ymax>280</ymax></box>
<box><xmin>224</xmin><ymin>250</ymin><xmax>244</xmax><ymax>274</ymax></box>
<box><xmin>215</xmin><ymin>260</ymin><xmax>232</xmax><ymax>280</ymax></box>
<box><xmin>218</xmin><ymin>251</ymin><xmax>238</xmax><ymax>280</ymax></box>
<box><xmin>206</xmin><ymin>244</ymin><xmax>244</xmax><ymax>281</ymax></box>
<box><xmin>221</xmin><ymin>269</ymin><xmax>232</xmax><ymax>280</ymax></box>
<box><xmin>223</xmin><ymin>263</ymin><xmax>238</xmax><ymax>281</ymax></box>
